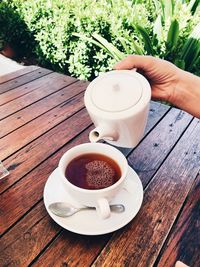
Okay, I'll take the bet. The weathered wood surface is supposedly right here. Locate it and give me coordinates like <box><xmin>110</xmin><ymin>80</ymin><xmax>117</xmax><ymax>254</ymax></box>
<box><xmin>0</xmin><ymin>110</ymin><xmax>92</xmax><ymax>233</ymax></box>
<box><xmin>92</xmin><ymin>118</ymin><xmax>200</xmax><ymax>267</ymax></box>
<box><xmin>155</xmin><ymin>173</ymin><xmax>200</xmax><ymax>267</ymax></box>
<box><xmin>0</xmin><ymin>67</ymin><xmax>52</xmax><ymax>94</ymax></box>
<box><xmin>0</xmin><ymin>65</ymin><xmax>39</xmax><ymax>84</ymax></box>
<box><xmin>0</xmin><ymin>68</ymin><xmax>199</xmax><ymax>267</ymax></box>
<box><xmin>0</xmin><ymin>72</ymin><xmax>77</xmax><ymax>119</ymax></box>
<box><xmin>0</xmin><ymin>80</ymin><xmax>88</xmax><ymax>137</ymax></box>
<box><xmin>0</xmin><ymin>91</ymin><xmax>86</xmax><ymax>159</ymax></box>
<box><xmin>0</xmin><ymin>100</ymin><xmax>168</xmax><ymax>266</ymax></box>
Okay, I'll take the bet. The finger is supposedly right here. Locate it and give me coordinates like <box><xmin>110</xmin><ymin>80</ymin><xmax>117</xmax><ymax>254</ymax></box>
<box><xmin>114</xmin><ymin>55</ymin><xmax>155</xmax><ymax>71</ymax></box>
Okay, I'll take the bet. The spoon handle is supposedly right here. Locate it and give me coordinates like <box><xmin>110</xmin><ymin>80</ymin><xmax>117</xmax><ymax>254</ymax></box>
<box><xmin>48</xmin><ymin>203</ymin><xmax>125</xmax><ymax>217</ymax></box>
<box><xmin>86</xmin><ymin>204</ymin><xmax>125</xmax><ymax>213</ymax></box>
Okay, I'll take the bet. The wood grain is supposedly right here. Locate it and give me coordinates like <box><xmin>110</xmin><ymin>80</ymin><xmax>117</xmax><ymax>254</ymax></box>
<box><xmin>127</xmin><ymin>108</ymin><xmax>192</xmax><ymax>187</ymax></box>
<box><xmin>0</xmin><ymin>127</ymin><xmax>107</xmax><ymax>267</ymax></box>
<box><xmin>0</xmin><ymin>66</ymin><xmax>39</xmax><ymax>84</ymax></box>
<box><xmin>0</xmin><ymin>202</ymin><xmax>61</xmax><ymax>267</ymax></box>
<box><xmin>145</xmin><ymin>102</ymin><xmax>171</xmax><ymax>134</ymax></box>
<box><xmin>0</xmin><ymin>80</ymin><xmax>88</xmax><ymax>138</ymax></box>
<box><xmin>26</xmin><ymin>106</ymin><xmax>188</xmax><ymax>267</ymax></box>
<box><xmin>0</xmin><ymin>70</ymin><xmax>78</xmax><ymax>107</ymax></box>
<box><xmin>32</xmin><ymin>230</ymin><xmax>110</xmax><ymax>267</ymax></box>
<box><xmin>0</xmin><ymin>67</ymin><xmax>52</xmax><ymax>94</ymax></box>
<box><xmin>0</xmin><ymin>93</ymin><xmax>85</xmax><ymax>159</ymax></box>
<box><xmin>0</xmin><ymin>72</ymin><xmax>76</xmax><ymax>119</ymax></box>
<box><xmin>0</xmin><ymin>101</ymin><xmax>167</xmax><ymax>194</ymax></box>
<box><xmin>0</xmin><ymin>65</ymin><xmax>199</xmax><ymax>267</ymax></box>
<box><xmin>155</xmin><ymin>173</ymin><xmax>200</xmax><ymax>267</ymax></box>
<box><xmin>92</xmin><ymin>118</ymin><xmax>200</xmax><ymax>267</ymax></box>
<box><xmin>0</xmin><ymin>102</ymin><xmax>171</xmax><ymax>265</ymax></box>
<box><xmin>0</xmin><ymin>109</ymin><xmax>91</xmax><ymax>233</ymax></box>
<box><xmin>0</xmin><ymin>108</ymin><xmax>91</xmax><ymax>194</ymax></box>
<box><xmin>119</xmin><ymin>101</ymin><xmax>170</xmax><ymax>157</ymax></box>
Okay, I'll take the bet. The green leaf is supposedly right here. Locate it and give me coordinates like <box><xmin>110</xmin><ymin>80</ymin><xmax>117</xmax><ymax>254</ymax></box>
<box><xmin>117</xmin><ymin>37</ymin><xmax>130</xmax><ymax>54</ymax></box>
<box><xmin>92</xmin><ymin>33</ymin><xmax>125</xmax><ymax>61</ymax></box>
<box><xmin>153</xmin><ymin>14</ymin><xmax>162</xmax><ymax>42</ymax></box>
<box><xmin>118</xmin><ymin>36</ymin><xmax>143</xmax><ymax>55</ymax></box>
<box><xmin>73</xmin><ymin>33</ymin><xmax>125</xmax><ymax>61</ymax></box>
<box><xmin>130</xmin><ymin>40</ymin><xmax>144</xmax><ymax>55</ymax></box>
<box><xmin>181</xmin><ymin>24</ymin><xmax>200</xmax><ymax>69</ymax></box>
<box><xmin>182</xmin><ymin>38</ymin><xmax>200</xmax><ymax>69</ymax></box>
<box><xmin>174</xmin><ymin>59</ymin><xmax>185</xmax><ymax>70</ymax></box>
<box><xmin>161</xmin><ymin>0</ymin><xmax>173</xmax><ymax>20</ymax></box>
<box><xmin>152</xmin><ymin>0</ymin><xmax>161</xmax><ymax>15</ymax></box>
<box><xmin>72</xmin><ymin>33</ymin><xmax>108</xmax><ymax>54</ymax></box>
<box><xmin>135</xmin><ymin>25</ymin><xmax>154</xmax><ymax>55</ymax></box>
<box><xmin>188</xmin><ymin>0</ymin><xmax>200</xmax><ymax>15</ymax></box>
<box><xmin>167</xmin><ymin>19</ymin><xmax>179</xmax><ymax>48</ymax></box>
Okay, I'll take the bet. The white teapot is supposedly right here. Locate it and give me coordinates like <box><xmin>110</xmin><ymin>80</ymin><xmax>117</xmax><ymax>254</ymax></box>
<box><xmin>84</xmin><ymin>70</ymin><xmax>151</xmax><ymax>148</ymax></box>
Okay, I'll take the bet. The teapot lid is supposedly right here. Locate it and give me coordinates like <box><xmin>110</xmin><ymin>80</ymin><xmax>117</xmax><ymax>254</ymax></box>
<box><xmin>89</xmin><ymin>71</ymin><xmax>143</xmax><ymax>112</ymax></box>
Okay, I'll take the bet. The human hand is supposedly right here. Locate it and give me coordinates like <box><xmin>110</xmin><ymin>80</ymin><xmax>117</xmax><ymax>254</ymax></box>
<box><xmin>114</xmin><ymin>55</ymin><xmax>181</xmax><ymax>103</ymax></box>
<box><xmin>114</xmin><ymin>55</ymin><xmax>200</xmax><ymax>118</ymax></box>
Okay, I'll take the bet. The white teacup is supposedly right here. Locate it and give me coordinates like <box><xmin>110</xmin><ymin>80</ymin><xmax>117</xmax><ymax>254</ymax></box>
<box><xmin>58</xmin><ymin>143</ymin><xmax>128</xmax><ymax>219</ymax></box>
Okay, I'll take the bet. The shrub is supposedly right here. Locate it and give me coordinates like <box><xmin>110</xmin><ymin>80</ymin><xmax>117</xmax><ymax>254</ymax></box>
<box><xmin>0</xmin><ymin>0</ymin><xmax>199</xmax><ymax>79</ymax></box>
<box><xmin>0</xmin><ymin>0</ymin><xmax>35</xmax><ymax>57</ymax></box>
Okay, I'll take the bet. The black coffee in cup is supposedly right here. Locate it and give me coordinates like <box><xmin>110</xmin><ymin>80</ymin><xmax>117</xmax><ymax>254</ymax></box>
<box><xmin>65</xmin><ymin>153</ymin><xmax>121</xmax><ymax>190</ymax></box>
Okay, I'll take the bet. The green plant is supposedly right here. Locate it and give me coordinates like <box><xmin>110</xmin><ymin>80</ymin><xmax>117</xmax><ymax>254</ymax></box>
<box><xmin>80</xmin><ymin>0</ymin><xmax>200</xmax><ymax>75</ymax></box>
<box><xmin>0</xmin><ymin>0</ymin><xmax>35</xmax><ymax>57</ymax></box>
<box><xmin>0</xmin><ymin>0</ymin><xmax>199</xmax><ymax>79</ymax></box>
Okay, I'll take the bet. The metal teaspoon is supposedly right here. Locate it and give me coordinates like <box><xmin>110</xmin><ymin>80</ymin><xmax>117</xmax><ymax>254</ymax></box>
<box><xmin>48</xmin><ymin>202</ymin><xmax>125</xmax><ymax>217</ymax></box>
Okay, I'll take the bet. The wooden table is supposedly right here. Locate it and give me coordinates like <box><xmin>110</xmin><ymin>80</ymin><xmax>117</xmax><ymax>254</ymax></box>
<box><xmin>0</xmin><ymin>66</ymin><xmax>199</xmax><ymax>267</ymax></box>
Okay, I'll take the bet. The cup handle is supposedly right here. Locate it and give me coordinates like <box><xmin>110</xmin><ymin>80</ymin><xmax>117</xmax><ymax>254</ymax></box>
<box><xmin>96</xmin><ymin>198</ymin><xmax>110</xmax><ymax>219</ymax></box>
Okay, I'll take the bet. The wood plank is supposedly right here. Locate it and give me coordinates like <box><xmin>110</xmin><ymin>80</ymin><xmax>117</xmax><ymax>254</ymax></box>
<box><xmin>92</xmin><ymin>118</ymin><xmax>200</xmax><ymax>267</ymax></box>
<box><xmin>0</xmin><ymin>65</ymin><xmax>39</xmax><ymax>84</ymax></box>
<box><xmin>0</xmin><ymin>80</ymin><xmax>88</xmax><ymax>138</ymax></box>
<box><xmin>127</xmin><ymin>109</ymin><xmax>192</xmax><ymax>187</ymax></box>
<box><xmin>22</xmin><ymin>109</ymin><xmax>193</xmax><ymax>267</ymax></box>
<box><xmin>0</xmin><ymin>127</ymin><xmax>110</xmax><ymax>267</ymax></box>
<box><xmin>0</xmin><ymin>103</ymin><xmax>172</xmax><ymax>266</ymax></box>
<box><xmin>0</xmin><ymin>70</ymin><xmax>76</xmax><ymax>107</ymax></box>
<box><xmin>0</xmin><ymin>101</ymin><xmax>169</xmax><ymax>194</ymax></box>
<box><xmin>155</xmin><ymin>173</ymin><xmax>200</xmax><ymax>267</ymax></box>
<box><xmin>0</xmin><ymin>202</ymin><xmax>61</xmax><ymax>267</ymax></box>
<box><xmin>0</xmin><ymin>72</ymin><xmax>77</xmax><ymax>119</ymax></box>
<box><xmin>0</xmin><ymin>67</ymin><xmax>52</xmax><ymax>94</ymax></box>
<box><xmin>0</xmin><ymin>109</ymin><xmax>92</xmax><ymax>233</ymax></box>
<box><xmin>145</xmin><ymin>102</ymin><xmax>170</xmax><ymax>134</ymax></box>
<box><xmin>0</xmin><ymin>108</ymin><xmax>90</xmax><ymax>194</ymax></box>
<box><xmin>118</xmin><ymin>101</ymin><xmax>171</xmax><ymax>157</ymax></box>
<box><xmin>32</xmin><ymin>228</ymin><xmax>110</xmax><ymax>267</ymax></box>
<box><xmin>0</xmin><ymin>92</ymin><xmax>85</xmax><ymax>160</ymax></box>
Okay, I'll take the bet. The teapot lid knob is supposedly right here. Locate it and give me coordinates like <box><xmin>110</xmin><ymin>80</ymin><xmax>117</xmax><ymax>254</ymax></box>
<box><xmin>89</xmin><ymin>70</ymin><xmax>143</xmax><ymax>112</ymax></box>
<box><xmin>112</xmin><ymin>83</ymin><xmax>120</xmax><ymax>92</ymax></box>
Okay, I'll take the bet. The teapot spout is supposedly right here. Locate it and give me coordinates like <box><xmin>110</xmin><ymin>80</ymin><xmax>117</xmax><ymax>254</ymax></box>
<box><xmin>89</xmin><ymin>125</ymin><xmax>118</xmax><ymax>143</ymax></box>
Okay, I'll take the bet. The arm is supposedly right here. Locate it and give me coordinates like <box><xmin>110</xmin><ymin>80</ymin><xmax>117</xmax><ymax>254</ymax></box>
<box><xmin>172</xmin><ymin>70</ymin><xmax>200</xmax><ymax>118</ymax></box>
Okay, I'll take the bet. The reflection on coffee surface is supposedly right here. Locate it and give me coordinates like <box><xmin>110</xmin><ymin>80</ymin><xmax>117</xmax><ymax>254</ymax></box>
<box><xmin>65</xmin><ymin>153</ymin><xmax>121</xmax><ymax>190</ymax></box>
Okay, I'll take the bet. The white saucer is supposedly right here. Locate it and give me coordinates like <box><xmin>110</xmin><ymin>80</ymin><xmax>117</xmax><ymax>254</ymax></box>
<box><xmin>43</xmin><ymin>166</ymin><xmax>143</xmax><ymax>235</ymax></box>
